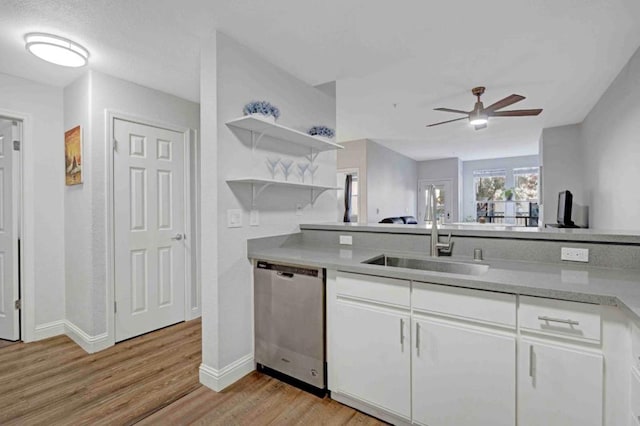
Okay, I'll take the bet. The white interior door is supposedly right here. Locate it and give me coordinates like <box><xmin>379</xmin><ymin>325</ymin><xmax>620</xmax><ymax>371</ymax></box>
<box><xmin>418</xmin><ymin>179</ymin><xmax>453</xmax><ymax>224</ymax></box>
<box><xmin>114</xmin><ymin>118</ymin><xmax>186</xmax><ymax>342</ymax></box>
<box><xmin>0</xmin><ymin>120</ymin><xmax>19</xmax><ymax>341</ymax></box>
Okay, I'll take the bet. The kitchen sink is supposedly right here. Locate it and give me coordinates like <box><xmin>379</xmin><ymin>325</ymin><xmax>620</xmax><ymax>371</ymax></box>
<box><xmin>363</xmin><ymin>255</ymin><xmax>489</xmax><ymax>276</ymax></box>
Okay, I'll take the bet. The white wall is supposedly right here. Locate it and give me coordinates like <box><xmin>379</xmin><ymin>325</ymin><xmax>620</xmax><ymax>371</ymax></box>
<box><xmin>581</xmin><ymin>46</ymin><xmax>640</xmax><ymax>230</ymax></box>
<box><xmin>539</xmin><ymin>124</ymin><xmax>584</xmax><ymax>224</ymax></box>
<box><xmin>366</xmin><ymin>140</ymin><xmax>417</xmax><ymax>223</ymax></box>
<box><xmin>63</xmin><ymin>73</ymin><xmax>92</xmax><ymax>334</ymax></box>
<box><xmin>200</xmin><ymin>32</ymin><xmax>337</xmax><ymax>383</ymax></box>
<box><xmin>462</xmin><ymin>155</ymin><xmax>540</xmax><ymax>221</ymax></box>
<box><xmin>337</xmin><ymin>139</ymin><xmax>367</xmax><ymax>223</ymax></box>
<box><xmin>417</xmin><ymin>158</ymin><xmax>462</xmax><ymax>222</ymax></box>
<box><xmin>63</xmin><ymin>70</ymin><xmax>200</xmax><ymax>339</ymax></box>
<box><xmin>200</xmin><ymin>31</ymin><xmax>219</xmax><ymax>373</ymax></box>
<box><xmin>0</xmin><ymin>72</ymin><xmax>65</xmax><ymax>339</ymax></box>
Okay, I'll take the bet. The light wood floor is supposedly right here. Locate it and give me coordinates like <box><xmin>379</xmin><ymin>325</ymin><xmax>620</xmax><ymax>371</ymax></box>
<box><xmin>0</xmin><ymin>319</ymin><xmax>385</xmax><ymax>425</ymax></box>
<box><xmin>0</xmin><ymin>338</ymin><xmax>19</xmax><ymax>349</ymax></box>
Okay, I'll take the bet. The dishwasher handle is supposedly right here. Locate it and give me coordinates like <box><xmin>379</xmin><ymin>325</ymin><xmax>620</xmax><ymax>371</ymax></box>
<box><xmin>256</xmin><ymin>261</ymin><xmax>321</xmax><ymax>278</ymax></box>
<box><xmin>276</xmin><ymin>271</ymin><xmax>294</xmax><ymax>278</ymax></box>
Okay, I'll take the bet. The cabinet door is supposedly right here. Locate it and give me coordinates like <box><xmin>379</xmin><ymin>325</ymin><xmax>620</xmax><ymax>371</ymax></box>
<box><xmin>332</xmin><ymin>299</ymin><xmax>411</xmax><ymax>419</ymax></box>
<box><xmin>518</xmin><ymin>338</ymin><xmax>603</xmax><ymax>426</ymax></box>
<box><xmin>412</xmin><ymin>317</ymin><xmax>516</xmax><ymax>426</ymax></box>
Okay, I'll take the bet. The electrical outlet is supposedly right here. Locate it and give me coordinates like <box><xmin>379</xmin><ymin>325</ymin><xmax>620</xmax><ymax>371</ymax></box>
<box><xmin>340</xmin><ymin>235</ymin><xmax>353</xmax><ymax>245</ymax></box>
<box><xmin>561</xmin><ymin>247</ymin><xmax>589</xmax><ymax>263</ymax></box>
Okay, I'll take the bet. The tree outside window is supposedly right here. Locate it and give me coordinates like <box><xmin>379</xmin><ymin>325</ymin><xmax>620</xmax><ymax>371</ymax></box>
<box><xmin>513</xmin><ymin>167</ymin><xmax>539</xmax><ymax>201</ymax></box>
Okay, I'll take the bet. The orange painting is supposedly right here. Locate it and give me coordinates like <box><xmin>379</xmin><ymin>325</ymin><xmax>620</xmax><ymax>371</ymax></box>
<box><xmin>65</xmin><ymin>125</ymin><xmax>82</xmax><ymax>185</ymax></box>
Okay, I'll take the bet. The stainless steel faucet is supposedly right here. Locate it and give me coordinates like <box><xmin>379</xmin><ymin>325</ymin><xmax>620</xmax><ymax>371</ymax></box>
<box><xmin>425</xmin><ymin>184</ymin><xmax>452</xmax><ymax>257</ymax></box>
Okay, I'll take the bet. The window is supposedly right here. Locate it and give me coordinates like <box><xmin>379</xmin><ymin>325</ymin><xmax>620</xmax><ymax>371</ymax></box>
<box><xmin>474</xmin><ymin>169</ymin><xmax>506</xmax><ymax>202</ymax></box>
<box><xmin>513</xmin><ymin>167</ymin><xmax>539</xmax><ymax>201</ymax></box>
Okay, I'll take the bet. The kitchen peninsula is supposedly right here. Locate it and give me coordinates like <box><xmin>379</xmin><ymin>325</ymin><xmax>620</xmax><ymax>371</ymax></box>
<box><xmin>249</xmin><ymin>222</ymin><xmax>640</xmax><ymax>426</ymax></box>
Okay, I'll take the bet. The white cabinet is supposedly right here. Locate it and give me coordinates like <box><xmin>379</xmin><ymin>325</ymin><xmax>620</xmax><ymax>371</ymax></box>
<box><xmin>411</xmin><ymin>282</ymin><xmax>516</xmax><ymax>426</ymax></box>
<box><xmin>412</xmin><ymin>317</ymin><xmax>516</xmax><ymax>426</ymax></box>
<box><xmin>518</xmin><ymin>337</ymin><xmax>603</xmax><ymax>426</ymax></box>
<box><xmin>328</xmin><ymin>272</ymin><xmax>611</xmax><ymax>425</ymax></box>
<box><xmin>331</xmin><ymin>272</ymin><xmax>411</xmax><ymax>420</ymax></box>
<box><xmin>518</xmin><ymin>297</ymin><xmax>604</xmax><ymax>426</ymax></box>
<box><xmin>333</xmin><ymin>301</ymin><xmax>411</xmax><ymax>418</ymax></box>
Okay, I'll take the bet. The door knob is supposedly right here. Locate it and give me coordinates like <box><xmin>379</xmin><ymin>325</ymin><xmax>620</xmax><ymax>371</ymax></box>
<box><xmin>171</xmin><ymin>233</ymin><xmax>184</xmax><ymax>241</ymax></box>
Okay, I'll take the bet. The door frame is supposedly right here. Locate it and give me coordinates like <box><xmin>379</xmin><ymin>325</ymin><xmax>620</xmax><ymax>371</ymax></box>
<box><xmin>418</xmin><ymin>178</ymin><xmax>455</xmax><ymax>224</ymax></box>
<box><xmin>0</xmin><ymin>110</ymin><xmax>26</xmax><ymax>341</ymax></box>
<box><xmin>106</xmin><ymin>110</ymin><xmax>196</xmax><ymax>347</ymax></box>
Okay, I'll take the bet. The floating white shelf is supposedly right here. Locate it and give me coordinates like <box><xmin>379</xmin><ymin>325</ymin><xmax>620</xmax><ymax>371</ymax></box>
<box><xmin>226</xmin><ymin>177</ymin><xmax>339</xmax><ymax>206</ymax></box>
<box><xmin>225</xmin><ymin>116</ymin><xmax>343</xmax><ymax>152</ymax></box>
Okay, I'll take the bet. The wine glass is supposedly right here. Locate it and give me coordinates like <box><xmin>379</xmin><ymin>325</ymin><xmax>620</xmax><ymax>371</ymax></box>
<box><xmin>266</xmin><ymin>157</ymin><xmax>280</xmax><ymax>179</ymax></box>
<box><xmin>308</xmin><ymin>164</ymin><xmax>319</xmax><ymax>183</ymax></box>
<box><xmin>297</xmin><ymin>162</ymin><xmax>309</xmax><ymax>183</ymax></box>
<box><xmin>280</xmin><ymin>159</ymin><xmax>294</xmax><ymax>181</ymax></box>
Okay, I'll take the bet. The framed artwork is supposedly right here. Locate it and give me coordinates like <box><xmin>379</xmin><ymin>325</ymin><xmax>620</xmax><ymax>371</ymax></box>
<box><xmin>65</xmin><ymin>125</ymin><xmax>82</xmax><ymax>185</ymax></box>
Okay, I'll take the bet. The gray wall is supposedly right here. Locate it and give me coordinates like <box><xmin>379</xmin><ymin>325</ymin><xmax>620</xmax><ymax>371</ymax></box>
<box><xmin>540</xmin><ymin>45</ymin><xmax>640</xmax><ymax>231</ymax></box>
<box><xmin>417</xmin><ymin>157</ymin><xmax>462</xmax><ymax>222</ymax></box>
<box><xmin>63</xmin><ymin>70</ymin><xmax>200</xmax><ymax>337</ymax></box>
<box><xmin>540</xmin><ymin>124</ymin><xmax>584</xmax><ymax>225</ymax></box>
<box><xmin>366</xmin><ymin>140</ymin><xmax>417</xmax><ymax>223</ymax></box>
<box><xmin>0</xmin><ymin>72</ymin><xmax>65</xmax><ymax>338</ymax></box>
<box><xmin>581</xmin><ymin>46</ymin><xmax>640</xmax><ymax>230</ymax></box>
<box><xmin>462</xmin><ymin>155</ymin><xmax>540</xmax><ymax>221</ymax></box>
<box><xmin>203</xmin><ymin>32</ymin><xmax>338</xmax><ymax>370</ymax></box>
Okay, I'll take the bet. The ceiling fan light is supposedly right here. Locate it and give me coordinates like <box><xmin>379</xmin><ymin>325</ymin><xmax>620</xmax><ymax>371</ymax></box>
<box><xmin>25</xmin><ymin>33</ymin><xmax>89</xmax><ymax>67</ymax></box>
<box><xmin>469</xmin><ymin>116</ymin><xmax>488</xmax><ymax>126</ymax></box>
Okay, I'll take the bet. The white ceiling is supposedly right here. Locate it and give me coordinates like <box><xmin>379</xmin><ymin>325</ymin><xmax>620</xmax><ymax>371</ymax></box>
<box><xmin>1</xmin><ymin>0</ymin><xmax>639</xmax><ymax>161</ymax></box>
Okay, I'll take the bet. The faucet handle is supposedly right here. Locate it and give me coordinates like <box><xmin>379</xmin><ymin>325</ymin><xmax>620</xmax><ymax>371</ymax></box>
<box><xmin>436</xmin><ymin>233</ymin><xmax>453</xmax><ymax>251</ymax></box>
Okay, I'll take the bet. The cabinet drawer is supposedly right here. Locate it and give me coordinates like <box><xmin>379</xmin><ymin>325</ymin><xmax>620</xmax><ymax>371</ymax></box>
<box><xmin>519</xmin><ymin>296</ymin><xmax>601</xmax><ymax>343</ymax></box>
<box><xmin>412</xmin><ymin>282</ymin><xmax>516</xmax><ymax>328</ymax></box>
<box><xmin>336</xmin><ymin>272</ymin><xmax>410</xmax><ymax>308</ymax></box>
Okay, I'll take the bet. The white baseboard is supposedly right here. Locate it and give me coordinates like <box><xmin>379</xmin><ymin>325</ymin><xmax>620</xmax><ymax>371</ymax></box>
<box><xmin>64</xmin><ymin>320</ymin><xmax>111</xmax><ymax>354</ymax></box>
<box><xmin>33</xmin><ymin>320</ymin><xmax>66</xmax><ymax>341</ymax></box>
<box><xmin>188</xmin><ymin>306</ymin><xmax>201</xmax><ymax>320</ymax></box>
<box><xmin>199</xmin><ymin>354</ymin><xmax>254</xmax><ymax>392</ymax></box>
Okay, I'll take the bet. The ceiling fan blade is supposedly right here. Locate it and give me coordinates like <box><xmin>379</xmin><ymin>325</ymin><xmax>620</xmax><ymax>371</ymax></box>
<box><xmin>426</xmin><ymin>117</ymin><xmax>468</xmax><ymax>127</ymax></box>
<box><xmin>484</xmin><ymin>94</ymin><xmax>525</xmax><ymax>112</ymax></box>
<box><xmin>474</xmin><ymin>124</ymin><xmax>487</xmax><ymax>130</ymax></box>
<box><xmin>491</xmin><ymin>109</ymin><xmax>543</xmax><ymax>117</ymax></box>
<box><xmin>434</xmin><ymin>107</ymin><xmax>469</xmax><ymax>114</ymax></box>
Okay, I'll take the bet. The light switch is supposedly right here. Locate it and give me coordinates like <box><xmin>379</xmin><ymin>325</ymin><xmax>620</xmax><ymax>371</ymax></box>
<box><xmin>227</xmin><ymin>209</ymin><xmax>242</xmax><ymax>228</ymax></box>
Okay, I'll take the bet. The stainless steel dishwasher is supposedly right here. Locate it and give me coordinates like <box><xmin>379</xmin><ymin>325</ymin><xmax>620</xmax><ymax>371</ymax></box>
<box><xmin>254</xmin><ymin>260</ymin><xmax>325</xmax><ymax>393</ymax></box>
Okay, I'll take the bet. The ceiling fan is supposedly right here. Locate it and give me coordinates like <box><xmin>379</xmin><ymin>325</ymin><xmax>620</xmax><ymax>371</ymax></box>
<box><xmin>426</xmin><ymin>86</ymin><xmax>542</xmax><ymax>130</ymax></box>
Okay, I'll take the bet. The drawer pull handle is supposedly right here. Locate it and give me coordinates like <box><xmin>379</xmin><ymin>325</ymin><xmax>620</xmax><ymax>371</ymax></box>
<box><xmin>537</xmin><ymin>315</ymin><xmax>580</xmax><ymax>326</ymax></box>
<box><xmin>416</xmin><ymin>322</ymin><xmax>420</xmax><ymax>356</ymax></box>
<box><xmin>400</xmin><ymin>318</ymin><xmax>405</xmax><ymax>346</ymax></box>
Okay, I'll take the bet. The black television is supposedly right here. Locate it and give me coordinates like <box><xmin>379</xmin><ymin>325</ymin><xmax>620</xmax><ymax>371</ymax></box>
<box><xmin>557</xmin><ymin>190</ymin><xmax>575</xmax><ymax>227</ymax></box>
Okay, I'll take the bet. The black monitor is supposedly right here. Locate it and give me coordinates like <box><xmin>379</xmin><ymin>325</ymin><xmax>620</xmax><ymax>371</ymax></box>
<box><xmin>557</xmin><ymin>190</ymin><xmax>574</xmax><ymax>227</ymax></box>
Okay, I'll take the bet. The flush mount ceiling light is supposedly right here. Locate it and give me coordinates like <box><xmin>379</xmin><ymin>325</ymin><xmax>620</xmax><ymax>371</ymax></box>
<box><xmin>25</xmin><ymin>33</ymin><xmax>89</xmax><ymax>67</ymax></box>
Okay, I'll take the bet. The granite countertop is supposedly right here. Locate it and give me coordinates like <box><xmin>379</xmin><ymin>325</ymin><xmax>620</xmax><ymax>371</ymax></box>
<box><xmin>248</xmin><ymin>234</ymin><xmax>640</xmax><ymax>324</ymax></box>
<box><xmin>300</xmin><ymin>222</ymin><xmax>640</xmax><ymax>244</ymax></box>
